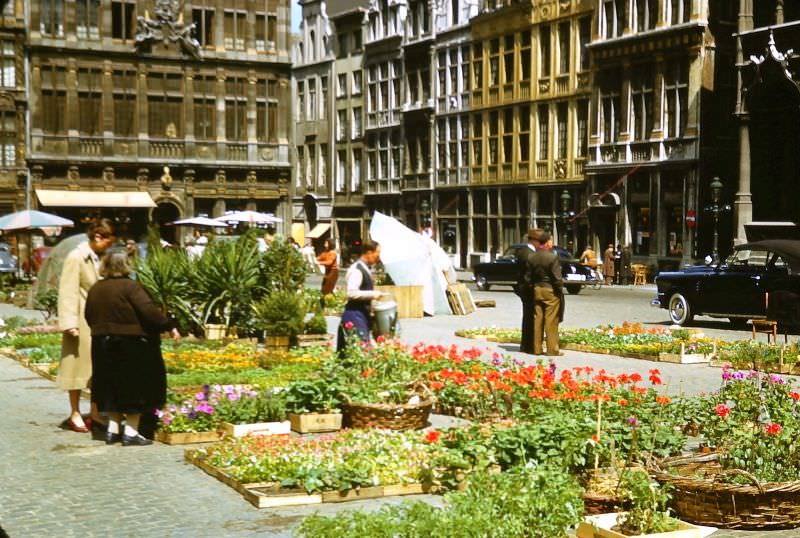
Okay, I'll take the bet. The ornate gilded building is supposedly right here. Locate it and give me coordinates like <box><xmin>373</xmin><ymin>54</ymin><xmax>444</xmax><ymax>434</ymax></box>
<box><xmin>585</xmin><ymin>0</ymin><xmax>738</xmax><ymax>269</ymax></box>
<box><xmin>27</xmin><ymin>0</ymin><xmax>293</xmax><ymax>241</ymax></box>
<box><xmin>733</xmin><ymin>1</ymin><xmax>800</xmax><ymax>243</ymax></box>
<box><xmin>0</xmin><ymin>0</ymin><xmax>26</xmax><ymax>215</ymax></box>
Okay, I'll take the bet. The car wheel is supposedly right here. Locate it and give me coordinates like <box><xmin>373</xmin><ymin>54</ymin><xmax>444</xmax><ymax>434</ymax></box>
<box><xmin>475</xmin><ymin>275</ymin><xmax>490</xmax><ymax>291</ymax></box>
<box><xmin>729</xmin><ymin>318</ymin><xmax>749</xmax><ymax>330</ymax></box>
<box><xmin>668</xmin><ymin>293</ymin><xmax>694</xmax><ymax>326</ymax></box>
<box><xmin>566</xmin><ymin>285</ymin><xmax>581</xmax><ymax>295</ymax></box>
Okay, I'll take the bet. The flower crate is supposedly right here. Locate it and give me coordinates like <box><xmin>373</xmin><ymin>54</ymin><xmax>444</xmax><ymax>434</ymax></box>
<box><xmin>204</xmin><ymin>324</ymin><xmax>227</xmax><ymax>340</ymax></box>
<box><xmin>295</xmin><ymin>333</ymin><xmax>333</xmax><ymax>348</ymax></box>
<box><xmin>288</xmin><ymin>412</ymin><xmax>342</xmax><ymax>433</ymax></box>
<box><xmin>155</xmin><ymin>430</ymin><xmax>221</xmax><ymax>445</ymax></box>
<box><xmin>219</xmin><ymin>420</ymin><xmax>291</xmax><ymax>437</ymax></box>
<box><xmin>342</xmin><ymin>399</ymin><xmax>434</xmax><ymax>431</ymax></box>
<box><xmin>264</xmin><ymin>334</ymin><xmax>290</xmax><ymax>351</ymax></box>
<box><xmin>659</xmin><ymin>343</ymin><xmax>716</xmax><ymax>364</ymax></box>
<box><xmin>576</xmin><ymin>513</ymin><xmax>702</xmax><ymax>538</ymax></box>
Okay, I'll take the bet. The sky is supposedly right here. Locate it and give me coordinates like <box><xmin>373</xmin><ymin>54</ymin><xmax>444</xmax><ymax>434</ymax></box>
<box><xmin>291</xmin><ymin>1</ymin><xmax>301</xmax><ymax>32</ymax></box>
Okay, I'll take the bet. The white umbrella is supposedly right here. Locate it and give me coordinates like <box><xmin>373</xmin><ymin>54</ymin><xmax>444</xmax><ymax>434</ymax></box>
<box><xmin>368</xmin><ymin>212</ymin><xmax>451</xmax><ymax>316</ymax></box>
<box><xmin>214</xmin><ymin>210</ymin><xmax>282</xmax><ymax>225</ymax></box>
<box><xmin>171</xmin><ymin>216</ymin><xmax>231</xmax><ymax>228</ymax></box>
<box><xmin>0</xmin><ymin>209</ymin><xmax>73</xmax><ymax>232</ymax></box>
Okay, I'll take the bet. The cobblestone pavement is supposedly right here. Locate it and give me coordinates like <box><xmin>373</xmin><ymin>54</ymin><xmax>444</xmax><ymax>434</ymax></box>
<box><xmin>2</xmin><ymin>286</ymin><xmax>799</xmax><ymax>537</ymax></box>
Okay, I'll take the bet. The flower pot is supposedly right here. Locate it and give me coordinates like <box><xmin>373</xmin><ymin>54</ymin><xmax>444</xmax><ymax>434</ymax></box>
<box><xmin>288</xmin><ymin>412</ymin><xmax>342</xmax><ymax>433</ymax></box>
<box><xmin>576</xmin><ymin>513</ymin><xmax>702</xmax><ymax>538</ymax></box>
<box><xmin>264</xmin><ymin>334</ymin><xmax>290</xmax><ymax>351</ymax></box>
<box><xmin>219</xmin><ymin>420</ymin><xmax>291</xmax><ymax>437</ymax></box>
<box><xmin>204</xmin><ymin>324</ymin><xmax>227</xmax><ymax>340</ymax></box>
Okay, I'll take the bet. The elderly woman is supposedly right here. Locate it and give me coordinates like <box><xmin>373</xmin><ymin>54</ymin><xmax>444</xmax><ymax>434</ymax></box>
<box><xmin>84</xmin><ymin>248</ymin><xmax>179</xmax><ymax>446</ymax></box>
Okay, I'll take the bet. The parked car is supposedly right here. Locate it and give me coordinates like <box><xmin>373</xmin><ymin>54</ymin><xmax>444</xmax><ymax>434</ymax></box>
<box><xmin>653</xmin><ymin>239</ymin><xmax>800</xmax><ymax>326</ymax></box>
<box><xmin>472</xmin><ymin>244</ymin><xmax>597</xmax><ymax>294</ymax></box>
<box><xmin>0</xmin><ymin>243</ymin><xmax>17</xmax><ymax>275</ymax></box>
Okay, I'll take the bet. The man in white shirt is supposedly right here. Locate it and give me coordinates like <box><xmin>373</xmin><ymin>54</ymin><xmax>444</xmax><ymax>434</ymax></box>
<box><xmin>336</xmin><ymin>240</ymin><xmax>383</xmax><ymax>356</ymax></box>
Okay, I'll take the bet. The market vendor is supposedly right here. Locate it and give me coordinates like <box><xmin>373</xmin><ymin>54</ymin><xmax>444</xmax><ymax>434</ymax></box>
<box><xmin>336</xmin><ymin>239</ymin><xmax>382</xmax><ymax>356</ymax></box>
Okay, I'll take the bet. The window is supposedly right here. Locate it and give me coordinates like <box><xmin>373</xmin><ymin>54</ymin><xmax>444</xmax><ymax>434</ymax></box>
<box><xmin>225</xmin><ymin>76</ymin><xmax>247</xmax><ymax>141</ymax></box>
<box><xmin>254</xmin><ymin>2</ymin><xmax>277</xmax><ymax>52</ymax></box>
<box><xmin>576</xmin><ymin>99</ymin><xmax>588</xmax><ymax>157</ymax></box>
<box><xmin>631</xmin><ymin>66</ymin><xmax>653</xmax><ymax>140</ymax></box>
<box><xmin>635</xmin><ymin>0</ymin><xmax>657</xmax><ymax>31</ymax></box>
<box><xmin>224</xmin><ymin>8</ymin><xmax>246</xmax><ymax>50</ymax></box>
<box><xmin>0</xmin><ymin>110</ymin><xmax>15</xmax><ymax>166</ymax></box>
<box><xmin>352</xmin><ymin>149</ymin><xmax>362</xmax><ymax>191</ymax></box>
<box><xmin>451</xmin><ymin>0</ymin><xmax>460</xmax><ymax>24</ymax></box>
<box><xmin>602</xmin><ymin>0</ymin><xmax>625</xmax><ymax>38</ymax></box>
<box><xmin>460</xmin><ymin>116</ymin><xmax>469</xmax><ymax>167</ymax></box>
<box><xmin>337</xmin><ymin>109</ymin><xmax>347</xmax><ymax>141</ymax></box>
<box><xmin>78</xmin><ymin>68</ymin><xmax>102</xmax><ymax>135</ymax></box>
<box><xmin>438</xmin><ymin>51</ymin><xmax>446</xmax><ymax>96</ymax></box>
<box><xmin>539</xmin><ymin>26</ymin><xmax>550</xmax><ymax>77</ymax></box>
<box><xmin>0</xmin><ymin>42</ymin><xmax>14</xmax><ymax>87</ymax></box>
<box><xmin>488</xmin><ymin>111</ymin><xmax>498</xmax><ymax>165</ymax></box>
<box><xmin>194</xmin><ymin>76</ymin><xmax>215</xmax><ymax>140</ymax></box>
<box><xmin>337</xmin><ymin>74</ymin><xmax>346</xmax><ymax>97</ymax></box>
<box><xmin>352</xmin><ymin>71</ymin><xmax>362</xmax><ymax>95</ymax></box>
<box><xmin>3</xmin><ymin>1</ymin><xmax>13</xmax><ymax>15</ymax></box>
<box><xmin>307</xmin><ymin>144</ymin><xmax>316</xmax><ymax>187</ymax></box>
<box><xmin>556</xmin><ymin>103</ymin><xmax>568</xmax><ymax>160</ymax></box>
<box><xmin>337</xmin><ymin>33</ymin><xmax>348</xmax><ymax>57</ymax></box>
<box><xmin>437</xmin><ymin>119</ymin><xmax>446</xmax><ymax>169</ymax></box>
<box><xmin>503</xmin><ymin>35</ymin><xmax>514</xmax><ymax>84</ymax></box>
<box><xmin>321</xmin><ymin>76</ymin><xmax>328</xmax><ymax>119</ymax></box>
<box><xmin>471</xmin><ymin>113</ymin><xmax>482</xmax><ymax>166</ymax></box>
<box><xmin>578</xmin><ymin>18</ymin><xmax>590</xmax><ymax>70</ymax></box>
<box><xmin>450</xmin><ymin>49</ymin><xmax>459</xmax><ymax>93</ymax></box>
<box><xmin>297</xmin><ymin>145</ymin><xmax>305</xmax><ymax>187</ymax></box>
<box><xmin>111</xmin><ymin>1</ymin><xmax>135</xmax><ymax>41</ymax></box>
<box><xmin>148</xmin><ymin>72</ymin><xmax>183</xmax><ymax>138</ymax></box>
<box><xmin>336</xmin><ymin>150</ymin><xmax>346</xmax><ymax>192</ymax></box>
<box><xmin>192</xmin><ymin>4</ymin><xmax>215</xmax><ymax>48</ymax></box>
<box><xmin>353</xmin><ymin>30</ymin><xmax>362</xmax><ymax>50</ymax></box>
<box><xmin>319</xmin><ymin>144</ymin><xmax>327</xmax><ymax>189</ymax></box>
<box><xmin>448</xmin><ymin>117</ymin><xmax>457</xmax><ymax>167</ymax></box>
<box><xmin>308</xmin><ymin>78</ymin><xmax>316</xmax><ymax>120</ymax></box>
<box><xmin>352</xmin><ymin>107</ymin><xmax>362</xmax><ymax>138</ymax></box>
<box><xmin>40</xmin><ymin>0</ymin><xmax>65</xmax><ymax>37</ymax></box>
<box><xmin>461</xmin><ymin>45</ymin><xmax>470</xmax><ymax>91</ymax></box>
<box><xmin>520</xmin><ymin>31</ymin><xmax>531</xmax><ymax>81</ymax></box>
<box><xmin>538</xmin><ymin>104</ymin><xmax>549</xmax><ymax>160</ymax></box>
<box><xmin>558</xmin><ymin>22</ymin><xmax>570</xmax><ymax>74</ymax></box>
<box><xmin>669</xmin><ymin>0</ymin><xmax>691</xmax><ymax>24</ymax></box>
<box><xmin>600</xmin><ymin>70</ymin><xmax>621</xmax><ymax>143</ymax></box>
<box><xmin>112</xmin><ymin>70</ymin><xmax>135</xmax><ymax>136</ymax></box>
<box><xmin>502</xmin><ymin>108</ymin><xmax>513</xmax><ymax>163</ymax></box>
<box><xmin>664</xmin><ymin>58</ymin><xmax>688</xmax><ymax>138</ymax></box>
<box><xmin>40</xmin><ymin>64</ymin><xmax>66</xmax><ymax>134</ymax></box>
<box><xmin>76</xmin><ymin>0</ymin><xmax>100</xmax><ymax>40</ymax></box>
<box><xmin>472</xmin><ymin>43</ymin><xmax>483</xmax><ymax>90</ymax></box>
<box><xmin>489</xmin><ymin>39</ymin><xmax>499</xmax><ymax>86</ymax></box>
<box><xmin>519</xmin><ymin>105</ymin><xmax>530</xmax><ymax>162</ymax></box>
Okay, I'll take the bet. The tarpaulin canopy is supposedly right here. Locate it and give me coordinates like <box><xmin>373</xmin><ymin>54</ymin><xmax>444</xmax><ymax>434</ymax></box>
<box><xmin>36</xmin><ymin>189</ymin><xmax>156</xmax><ymax>208</ymax></box>
<box><xmin>171</xmin><ymin>216</ymin><xmax>231</xmax><ymax>227</ymax></box>
<box><xmin>214</xmin><ymin>210</ymin><xmax>282</xmax><ymax>225</ymax></box>
<box><xmin>368</xmin><ymin>212</ymin><xmax>454</xmax><ymax>316</ymax></box>
<box><xmin>0</xmin><ymin>209</ymin><xmax>74</xmax><ymax>232</ymax></box>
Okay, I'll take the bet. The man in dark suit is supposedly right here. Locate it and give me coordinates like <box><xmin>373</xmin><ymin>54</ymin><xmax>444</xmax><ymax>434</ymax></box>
<box><xmin>514</xmin><ymin>228</ymin><xmax>541</xmax><ymax>354</ymax></box>
<box><xmin>528</xmin><ymin>231</ymin><xmax>563</xmax><ymax>356</ymax></box>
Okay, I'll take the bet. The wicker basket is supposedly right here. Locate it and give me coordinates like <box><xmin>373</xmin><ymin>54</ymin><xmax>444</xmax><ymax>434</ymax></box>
<box><xmin>653</xmin><ymin>452</ymin><xmax>800</xmax><ymax>529</ymax></box>
<box><xmin>342</xmin><ymin>398</ymin><xmax>434</xmax><ymax>431</ymax></box>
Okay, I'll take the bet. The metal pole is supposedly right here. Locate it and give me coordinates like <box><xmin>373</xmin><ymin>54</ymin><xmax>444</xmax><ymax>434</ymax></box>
<box><xmin>712</xmin><ymin>206</ymin><xmax>720</xmax><ymax>264</ymax></box>
<box><xmin>23</xmin><ymin>0</ymin><xmax>31</xmax><ymax>211</ymax></box>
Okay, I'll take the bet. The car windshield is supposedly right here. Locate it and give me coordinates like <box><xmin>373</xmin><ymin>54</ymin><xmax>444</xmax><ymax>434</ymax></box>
<box><xmin>726</xmin><ymin>249</ymin><xmax>769</xmax><ymax>267</ymax></box>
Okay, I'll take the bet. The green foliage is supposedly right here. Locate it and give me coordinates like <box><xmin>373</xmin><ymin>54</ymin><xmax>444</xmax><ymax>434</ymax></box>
<box><xmin>295</xmin><ymin>466</ymin><xmax>583</xmax><ymax>538</ymax></box>
<box><xmin>136</xmin><ymin>245</ymin><xmax>197</xmax><ymax>327</ymax></box>
<box><xmin>214</xmin><ymin>390</ymin><xmax>286</xmax><ymax>424</ymax></box>
<box><xmin>167</xmin><ymin>365</ymin><xmax>313</xmax><ymax>390</ymax></box>
<box><xmin>253</xmin><ymin>290</ymin><xmax>306</xmax><ymax>337</ymax></box>
<box><xmin>617</xmin><ymin>469</ymin><xmax>679</xmax><ymax>535</ymax></box>
<box><xmin>0</xmin><ymin>332</ymin><xmax>61</xmax><ymax>349</ymax></box>
<box><xmin>305</xmin><ymin>310</ymin><xmax>328</xmax><ymax>335</ymax></box>
<box><xmin>2</xmin><ymin>316</ymin><xmax>31</xmax><ymax>330</ymax></box>
<box><xmin>262</xmin><ymin>237</ymin><xmax>306</xmax><ymax>293</ymax></box>
<box><xmin>33</xmin><ymin>288</ymin><xmax>58</xmax><ymax>321</ymax></box>
<box><xmin>283</xmin><ymin>377</ymin><xmax>342</xmax><ymax>413</ymax></box>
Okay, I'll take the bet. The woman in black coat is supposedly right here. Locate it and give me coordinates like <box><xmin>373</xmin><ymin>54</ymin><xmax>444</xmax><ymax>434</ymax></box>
<box><xmin>85</xmin><ymin>248</ymin><xmax>179</xmax><ymax>446</ymax></box>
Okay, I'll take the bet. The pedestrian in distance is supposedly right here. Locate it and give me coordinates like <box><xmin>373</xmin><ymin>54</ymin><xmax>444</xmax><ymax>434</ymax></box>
<box><xmin>57</xmin><ymin>218</ymin><xmax>115</xmax><ymax>433</ymax></box>
<box><xmin>603</xmin><ymin>244</ymin><xmax>616</xmax><ymax>286</ymax></box>
<box><xmin>614</xmin><ymin>244</ymin><xmax>623</xmax><ymax>285</ymax></box>
<box><xmin>579</xmin><ymin>245</ymin><xmax>597</xmax><ymax>270</ymax></box>
<box><xmin>621</xmin><ymin>245</ymin><xmax>633</xmax><ymax>285</ymax></box>
<box><xmin>515</xmin><ymin>228</ymin><xmax>541</xmax><ymax>354</ymax></box>
<box><xmin>317</xmin><ymin>238</ymin><xmax>339</xmax><ymax>307</ymax></box>
<box><xmin>336</xmin><ymin>240</ymin><xmax>384</xmax><ymax>356</ymax></box>
<box><xmin>527</xmin><ymin>231</ymin><xmax>564</xmax><ymax>356</ymax></box>
<box><xmin>84</xmin><ymin>248</ymin><xmax>180</xmax><ymax>446</ymax></box>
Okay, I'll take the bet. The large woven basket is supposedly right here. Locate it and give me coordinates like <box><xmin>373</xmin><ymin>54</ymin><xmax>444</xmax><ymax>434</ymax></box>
<box><xmin>653</xmin><ymin>452</ymin><xmax>800</xmax><ymax>529</ymax></box>
<box><xmin>342</xmin><ymin>398</ymin><xmax>434</xmax><ymax>431</ymax></box>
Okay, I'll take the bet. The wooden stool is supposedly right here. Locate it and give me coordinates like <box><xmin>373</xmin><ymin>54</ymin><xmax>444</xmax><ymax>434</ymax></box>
<box><xmin>750</xmin><ymin>319</ymin><xmax>787</xmax><ymax>344</ymax></box>
<box><xmin>632</xmin><ymin>264</ymin><xmax>647</xmax><ymax>286</ymax></box>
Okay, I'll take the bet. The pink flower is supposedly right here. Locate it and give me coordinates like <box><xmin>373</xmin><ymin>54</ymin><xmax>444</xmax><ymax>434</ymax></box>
<box><xmin>715</xmin><ymin>403</ymin><xmax>731</xmax><ymax>418</ymax></box>
<box><xmin>344</xmin><ymin>321</ymin><xmax>354</xmax><ymax>330</ymax></box>
<box><xmin>195</xmin><ymin>392</ymin><xmax>205</xmax><ymax>401</ymax></box>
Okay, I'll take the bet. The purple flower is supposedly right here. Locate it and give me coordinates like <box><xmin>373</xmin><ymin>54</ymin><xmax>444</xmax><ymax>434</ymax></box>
<box><xmin>513</xmin><ymin>358</ymin><xmax>525</xmax><ymax>367</ymax></box>
<box><xmin>188</xmin><ymin>411</ymin><xmax>197</xmax><ymax>420</ymax></box>
<box><xmin>491</xmin><ymin>356</ymin><xmax>503</xmax><ymax>366</ymax></box>
<box><xmin>548</xmin><ymin>360</ymin><xmax>557</xmax><ymax>376</ymax></box>
<box><xmin>628</xmin><ymin>416</ymin><xmax>638</xmax><ymax>429</ymax></box>
<box><xmin>202</xmin><ymin>384</ymin><xmax>210</xmax><ymax>392</ymax></box>
<box><xmin>195</xmin><ymin>392</ymin><xmax>205</xmax><ymax>401</ymax></box>
<box><xmin>162</xmin><ymin>415</ymin><xmax>172</xmax><ymax>425</ymax></box>
<box><xmin>227</xmin><ymin>392</ymin><xmax>240</xmax><ymax>402</ymax></box>
<box><xmin>770</xmin><ymin>374</ymin><xmax>786</xmax><ymax>385</ymax></box>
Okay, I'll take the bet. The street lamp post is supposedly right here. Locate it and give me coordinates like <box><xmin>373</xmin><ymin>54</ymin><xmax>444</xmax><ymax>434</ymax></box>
<box><xmin>559</xmin><ymin>190</ymin><xmax>574</xmax><ymax>248</ymax></box>
<box><xmin>705</xmin><ymin>177</ymin><xmax>731</xmax><ymax>265</ymax></box>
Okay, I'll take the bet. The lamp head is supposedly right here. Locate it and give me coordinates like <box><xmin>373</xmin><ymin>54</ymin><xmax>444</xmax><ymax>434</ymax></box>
<box><xmin>710</xmin><ymin>177</ymin><xmax>723</xmax><ymax>204</ymax></box>
<box><xmin>560</xmin><ymin>190</ymin><xmax>571</xmax><ymax>212</ymax></box>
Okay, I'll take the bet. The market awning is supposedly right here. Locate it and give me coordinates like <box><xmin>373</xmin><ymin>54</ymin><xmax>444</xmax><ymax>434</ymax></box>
<box><xmin>35</xmin><ymin>190</ymin><xmax>157</xmax><ymax>208</ymax></box>
<box><xmin>306</xmin><ymin>223</ymin><xmax>331</xmax><ymax>239</ymax></box>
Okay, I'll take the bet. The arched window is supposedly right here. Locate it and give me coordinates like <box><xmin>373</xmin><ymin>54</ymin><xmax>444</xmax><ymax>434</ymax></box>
<box><xmin>309</xmin><ymin>30</ymin><xmax>316</xmax><ymax>61</ymax></box>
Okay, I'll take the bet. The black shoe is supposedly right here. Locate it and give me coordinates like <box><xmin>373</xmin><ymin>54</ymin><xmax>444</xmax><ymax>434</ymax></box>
<box><xmin>105</xmin><ymin>432</ymin><xmax>122</xmax><ymax>445</ymax></box>
<box><xmin>121</xmin><ymin>433</ymin><xmax>153</xmax><ymax>446</ymax></box>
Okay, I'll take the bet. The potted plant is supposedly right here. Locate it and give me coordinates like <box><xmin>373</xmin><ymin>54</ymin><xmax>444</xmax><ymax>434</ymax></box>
<box><xmin>217</xmin><ymin>389</ymin><xmax>290</xmax><ymax>437</ymax></box>
<box><xmin>283</xmin><ymin>378</ymin><xmax>342</xmax><ymax>433</ymax></box>
<box><xmin>253</xmin><ymin>290</ymin><xmax>306</xmax><ymax>350</ymax></box>
<box><xmin>577</xmin><ymin>469</ymin><xmax>701</xmax><ymax>538</ymax></box>
<box><xmin>296</xmin><ymin>309</ymin><xmax>332</xmax><ymax>347</ymax></box>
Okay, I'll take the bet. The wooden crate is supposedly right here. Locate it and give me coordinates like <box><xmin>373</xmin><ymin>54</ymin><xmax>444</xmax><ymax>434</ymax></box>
<box><xmin>156</xmin><ymin>430</ymin><xmax>220</xmax><ymax>445</ymax></box>
<box><xmin>219</xmin><ymin>421</ymin><xmax>291</xmax><ymax>438</ymax></box>
<box><xmin>375</xmin><ymin>285</ymin><xmax>424</xmax><ymax>318</ymax></box>
<box><xmin>658</xmin><ymin>343</ymin><xmax>716</xmax><ymax>364</ymax></box>
<box><xmin>288</xmin><ymin>412</ymin><xmax>342</xmax><ymax>433</ymax></box>
<box><xmin>446</xmin><ymin>284</ymin><xmax>476</xmax><ymax>315</ymax></box>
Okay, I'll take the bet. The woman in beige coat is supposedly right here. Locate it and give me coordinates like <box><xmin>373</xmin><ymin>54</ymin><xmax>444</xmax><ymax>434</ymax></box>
<box><xmin>57</xmin><ymin>219</ymin><xmax>114</xmax><ymax>432</ymax></box>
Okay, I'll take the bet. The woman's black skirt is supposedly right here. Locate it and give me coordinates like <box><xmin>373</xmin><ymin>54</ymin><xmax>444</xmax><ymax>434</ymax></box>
<box><xmin>90</xmin><ymin>334</ymin><xmax>167</xmax><ymax>414</ymax></box>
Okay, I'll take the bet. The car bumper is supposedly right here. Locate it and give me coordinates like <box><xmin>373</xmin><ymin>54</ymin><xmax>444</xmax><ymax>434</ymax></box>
<box><xmin>650</xmin><ymin>298</ymin><xmax>661</xmax><ymax>308</ymax></box>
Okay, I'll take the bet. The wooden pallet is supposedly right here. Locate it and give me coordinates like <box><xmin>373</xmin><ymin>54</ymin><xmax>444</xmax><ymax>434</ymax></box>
<box><xmin>156</xmin><ymin>430</ymin><xmax>221</xmax><ymax>445</ymax></box>
<box><xmin>446</xmin><ymin>284</ymin><xmax>476</xmax><ymax>315</ymax></box>
<box><xmin>185</xmin><ymin>449</ymin><xmax>431</xmax><ymax>509</ymax></box>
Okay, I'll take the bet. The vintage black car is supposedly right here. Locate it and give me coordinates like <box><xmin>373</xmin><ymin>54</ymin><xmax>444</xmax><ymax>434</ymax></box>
<box><xmin>653</xmin><ymin>240</ymin><xmax>800</xmax><ymax>327</ymax></box>
<box><xmin>472</xmin><ymin>244</ymin><xmax>597</xmax><ymax>294</ymax></box>
<box><xmin>0</xmin><ymin>243</ymin><xmax>16</xmax><ymax>275</ymax></box>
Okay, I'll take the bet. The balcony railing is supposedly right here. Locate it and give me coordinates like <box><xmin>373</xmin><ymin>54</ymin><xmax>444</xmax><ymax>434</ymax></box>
<box><xmin>501</xmin><ymin>163</ymin><xmax>512</xmax><ymax>181</ymax></box>
<box><xmin>517</xmin><ymin>162</ymin><xmax>529</xmax><ymax>180</ymax></box>
<box><xmin>79</xmin><ymin>137</ymin><xmax>103</xmax><ymax>156</ymax></box>
<box><xmin>226</xmin><ymin>143</ymin><xmax>248</xmax><ymax>161</ymax></box>
<box><xmin>573</xmin><ymin>158</ymin><xmax>586</xmax><ymax>177</ymax></box>
<box><xmin>488</xmin><ymin>87</ymin><xmax>499</xmax><ymax>105</ymax></box>
<box><xmin>555</xmin><ymin>74</ymin><xmax>569</xmax><ymax>95</ymax></box>
<box><xmin>630</xmin><ymin>141</ymin><xmax>652</xmax><ymax>162</ymax></box>
<box><xmin>472</xmin><ymin>91</ymin><xmax>483</xmax><ymax>107</ymax></box>
<box><xmin>536</xmin><ymin>161</ymin><xmax>548</xmax><ymax>179</ymax></box>
<box><xmin>503</xmin><ymin>83</ymin><xmax>513</xmax><ymax>101</ymax></box>
<box><xmin>366</xmin><ymin>109</ymin><xmax>401</xmax><ymax>129</ymax></box>
<box><xmin>150</xmin><ymin>139</ymin><xmax>185</xmax><ymax>159</ymax></box>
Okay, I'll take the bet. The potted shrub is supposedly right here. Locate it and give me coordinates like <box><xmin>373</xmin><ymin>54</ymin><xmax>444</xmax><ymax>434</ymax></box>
<box><xmin>253</xmin><ymin>290</ymin><xmax>306</xmax><ymax>350</ymax></box>
<box><xmin>296</xmin><ymin>310</ymin><xmax>332</xmax><ymax>347</ymax></box>
<box><xmin>217</xmin><ymin>389</ymin><xmax>290</xmax><ymax>437</ymax></box>
<box><xmin>283</xmin><ymin>378</ymin><xmax>342</xmax><ymax>433</ymax></box>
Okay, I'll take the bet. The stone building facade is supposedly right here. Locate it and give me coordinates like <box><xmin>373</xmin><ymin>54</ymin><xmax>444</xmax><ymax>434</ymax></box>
<box><xmin>0</xmin><ymin>0</ymin><xmax>26</xmax><ymax>215</ymax></box>
<box><xmin>27</xmin><ymin>0</ymin><xmax>293</xmax><ymax>241</ymax></box>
